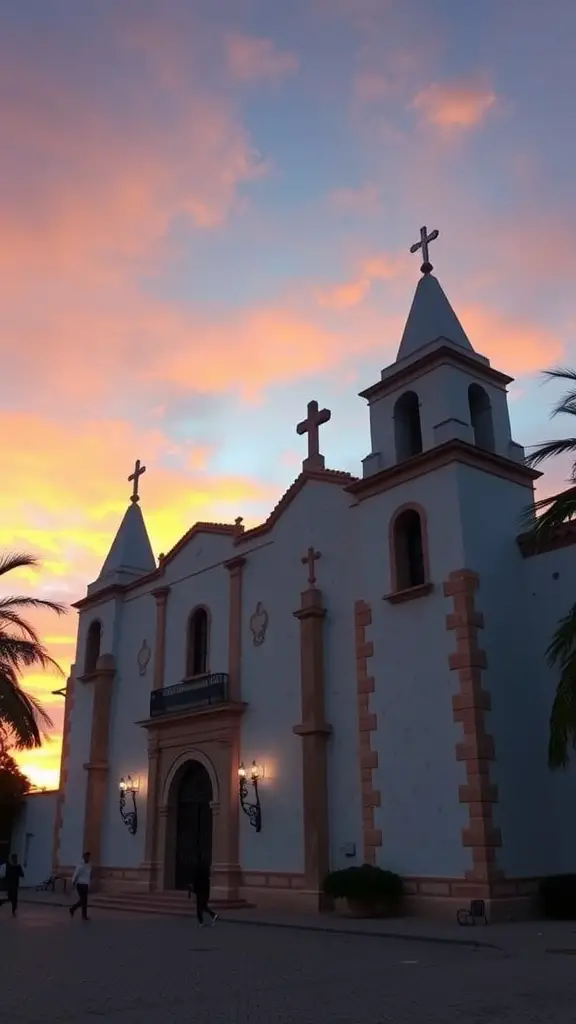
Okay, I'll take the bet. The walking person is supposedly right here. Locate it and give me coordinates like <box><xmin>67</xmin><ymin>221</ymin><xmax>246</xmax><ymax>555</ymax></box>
<box><xmin>0</xmin><ymin>854</ymin><xmax>24</xmax><ymax>916</ymax></box>
<box><xmin>191</xmin><ymin>858</ymin><xmax>218</xmax><ymax>927</ymax></box>
<box><xmin>69</xmin><ymin>851</ymin><xmax>91</xmax><ymax>921</ymax></box>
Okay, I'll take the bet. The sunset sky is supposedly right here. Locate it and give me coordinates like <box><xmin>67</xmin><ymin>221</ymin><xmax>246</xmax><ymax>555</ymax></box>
<box><xmin>2</xmin><ymin>0</ymin><xmax>576</xmax><ymax>789</ymax></box>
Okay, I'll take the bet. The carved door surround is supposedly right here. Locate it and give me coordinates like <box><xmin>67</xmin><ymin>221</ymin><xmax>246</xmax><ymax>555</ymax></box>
<box><xmin>140</xmin><ymin>702</ymin><xmax>245</xmax><ymax>900</ymax></box>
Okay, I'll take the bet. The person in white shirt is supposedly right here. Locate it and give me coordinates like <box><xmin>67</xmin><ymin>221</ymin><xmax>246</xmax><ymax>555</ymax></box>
<box><xmin>69</xmin><ymin>851</ymin><xmax>92</xmax><ymax>920</ymax></box>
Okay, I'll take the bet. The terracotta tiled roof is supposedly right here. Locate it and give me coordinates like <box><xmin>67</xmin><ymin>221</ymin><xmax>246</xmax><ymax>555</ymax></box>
<box><xmin>76</xmin><ymin>468</ymin><xmax>358</xmax><ymax>607</ymax></box>
<box><xmin>236</xmin><ymin>468</ymin><xmax>358</xmax><ymax>543</ymax></box>
<box><xmin>518</xmin><ymin>520</ymin><xmax>576</xmax><ymax>557</ymax></box>
<box><xmin>159</xmin><ymin>521</ymin><xmax>237</xmax><ymax>568</ymax></box>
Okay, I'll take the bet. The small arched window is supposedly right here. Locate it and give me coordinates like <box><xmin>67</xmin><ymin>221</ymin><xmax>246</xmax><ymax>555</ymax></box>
<box><xmin>84</xmin><ymin>620</ymin><xmax>102</xmax><ymax>674</ymax></box>
<box><xmin>394</xmin><ymin>391</ymin><xmax>423</xmax><ymax>462</ymax></box>
<box><xmin>186</xmin><ymin>607</ymin><xmax>209</xmax><ymax>678</ymax></box>
<box><xmin>391</xmin><ymin>507</ymin><xmax>427</xmax><ymax>591</ymax></box>
<box><xmin>468</xmin><ymin>384</ymin><xmax>495</xmax><ymax>452</ymax></box>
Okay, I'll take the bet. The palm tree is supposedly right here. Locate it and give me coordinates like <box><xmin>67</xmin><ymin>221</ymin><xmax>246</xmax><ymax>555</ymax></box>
<box><xmin>0</xmin><ymin>552</ymin><xmax>66</xmax><ymax>751</ymax></box>
<box><xmin>523</xmin><ymin>368</ymin><xmax>576</xmax><ymax>769</ymax></box>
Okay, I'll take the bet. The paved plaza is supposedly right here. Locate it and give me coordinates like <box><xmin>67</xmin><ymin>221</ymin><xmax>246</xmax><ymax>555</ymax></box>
<box><xmin>1</xmin><ymin>904</ymin><xmax>576</xmax><ymax>1022</ymax></box>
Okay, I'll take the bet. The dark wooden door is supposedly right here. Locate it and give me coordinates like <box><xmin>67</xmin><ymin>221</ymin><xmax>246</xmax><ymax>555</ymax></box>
<box><xmin>174</xmin><ymin>762</ymin><xmax>213</xmax><ymax>890</ymax></box>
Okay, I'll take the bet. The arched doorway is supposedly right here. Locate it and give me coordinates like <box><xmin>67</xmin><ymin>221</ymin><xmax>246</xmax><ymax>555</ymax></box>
<box><xmin>173</xmin><ymin>761</ymin><xmax>213</xmax><ymax>890</ymax></box>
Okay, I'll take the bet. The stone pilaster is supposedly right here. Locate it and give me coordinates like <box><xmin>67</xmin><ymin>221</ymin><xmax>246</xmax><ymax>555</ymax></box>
<box><xmin>141</xmin><ymin>735</ymin><xmax>161</xmax><ymax>891</ymax></box>
<box><xmin>224</xmin><ymin>556</ymin><xmax>245</xmax><ymax>702</ymax></box>
<box><xmin>293</xmin><ymin>587</ymin><xmax>332</xmax><ymax>909</ymax></box>
<box><xmin>151</xmin><ymin>587</ymin><xmax>170</xmax><ymax>690</ymax></box>
<box><xmin>81</xmin><ymin>654</ymin><xmax>115</xmax><ymax>881</ymax></box>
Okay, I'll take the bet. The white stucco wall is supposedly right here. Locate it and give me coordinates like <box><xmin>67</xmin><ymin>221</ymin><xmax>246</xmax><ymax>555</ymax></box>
<box><xmin>520</xmin><ymin>542</ymin><xmax>576</xmax><ymax>876</ymax></box>
<box><xmin>12</xmin><ymin>791</ymin><xmax>59</xmax><ymax>887</ymax></box>
<box><xmin>239</xmin><ymin>479</ymin><xmax>362</xmax><ymax>875</ymax></box>
<box><xmin>100</xmin><ymin>589</ymin><xmax>156</xmax><ymax>868</ymax></box>
<box><xmin>163</xmin><ymin>537</ymin><xmax>232</xmax><ymax>688</ymax></box>
<box><xmin>354</xmin><ymin>464</ymin><xmax>470</xmax><ymax>878</ymax></box>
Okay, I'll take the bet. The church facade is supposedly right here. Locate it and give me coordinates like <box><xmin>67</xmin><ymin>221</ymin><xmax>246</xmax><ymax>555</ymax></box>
<box><xmin>51</xmin><ymin>246</ymin><xmax>576</xmax><ymax>919</ymax></box>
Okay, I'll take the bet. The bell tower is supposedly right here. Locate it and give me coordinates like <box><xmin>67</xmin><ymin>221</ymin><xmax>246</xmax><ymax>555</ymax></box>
<box><xmin>360</xmin><ymin>226</ymin><xmax>525</xmax><ymax>478</ymax></box>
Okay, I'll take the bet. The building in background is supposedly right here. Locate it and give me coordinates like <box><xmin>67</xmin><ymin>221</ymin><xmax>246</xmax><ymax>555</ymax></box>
<box><xmin>11</xmin><ymin>790</ymin><xmax>58</xmax><ymax>888</ymax></box>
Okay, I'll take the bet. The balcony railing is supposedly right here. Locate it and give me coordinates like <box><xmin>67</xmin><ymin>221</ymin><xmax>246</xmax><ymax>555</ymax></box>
<box><xmin>149</xmin><ymin>673</ymin><xmax>230</xmax><ymax>718</ymax></box>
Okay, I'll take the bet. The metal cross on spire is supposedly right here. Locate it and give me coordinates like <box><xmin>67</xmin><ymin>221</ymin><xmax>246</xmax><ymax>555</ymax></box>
<box><xmin>128</xmin><ymin>459</ymin><xmax>146</xmax><ymax>504</ymax></box>
<box><xmin>296</xmin><ymin>399</ymin><xmax>331</xmax><ymax>471</ymax></box>
<box><xmin>409</xmin><ymin>225</ymin><xmax>439</xmax><ymax>275</ymax></box>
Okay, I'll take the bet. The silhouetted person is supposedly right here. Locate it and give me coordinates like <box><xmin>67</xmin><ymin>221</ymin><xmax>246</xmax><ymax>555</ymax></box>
<box><xmin>191</xmin><ymin>859</ymin><xmax>218</xmax><ymax>927</ymax></box>
<box><xmin>69</xmin><ymin>851</ymin><xmax>91</xmax><ymax>920</ymax></box>
<box><xmin>0</xmin><ymin>854</ymin><xmax>24</xmax><ymax>916</ymax></box>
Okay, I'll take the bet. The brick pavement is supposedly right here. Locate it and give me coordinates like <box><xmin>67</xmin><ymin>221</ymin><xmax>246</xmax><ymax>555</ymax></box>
<box><xmin>1</xmin><ymin>903</ymin><xmax>576</xmax><ymax>1022</ymax></box>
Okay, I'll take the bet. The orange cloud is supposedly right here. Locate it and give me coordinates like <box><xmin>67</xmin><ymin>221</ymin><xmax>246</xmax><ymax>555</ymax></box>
<box><xmin>317</xmin><ymin>252</ymin><xmax>408</xmax><ymax>309</ymax></box>
<box><xmin>226</xmin><ymin>34</ymin><xmax>298</xmax><ymax>82</ymax></box>
<box><xmin>411</xmin><ymin>80</ymin><xmax>496</xmax><ymax>131</ymax></box>
<box><xmin>459</xmin><ymin>304</ymin><xmax>563</xmax><ymax>376</ymax></box>
<box><xmin>318</xmin><ymin>278</ymin><xmax>372</xmax><ymax>309</ymax></box>
<box><xmin>0</xmin><ymin>411</ymin><xmax>277</xmax><ymax>785</ymax></box>
<box><xmin>15</xmin><ymin>736</ymin><xmax>64</xmax><ymax>791</ymax></box>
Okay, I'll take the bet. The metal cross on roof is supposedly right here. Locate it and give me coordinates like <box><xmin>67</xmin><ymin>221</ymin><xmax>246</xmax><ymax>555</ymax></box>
<box><xmin>296</xmin><ymin>400</ymin><xmax>331</xmax><ymax>471</ymax></box>
<box><xmin>409</xmin><ymin>225</ymin><xmax>439</xmax><ymax>275</ymax></box>
<box><xmin>128</xmin><ymin>459</ymin><xmax>146</xmax><ymax>504</ymax></box>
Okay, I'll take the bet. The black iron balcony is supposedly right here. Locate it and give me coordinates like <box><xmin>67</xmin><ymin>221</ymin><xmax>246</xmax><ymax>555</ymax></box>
<box><xmin>149</xmin><ymin>673</ymin><xmax>230</xmax><ymax>718</ymax></box>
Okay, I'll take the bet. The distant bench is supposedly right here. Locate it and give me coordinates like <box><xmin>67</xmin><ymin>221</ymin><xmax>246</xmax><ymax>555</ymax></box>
<box><xmin>36</xmin><ymin>875</ymin><xmax>67</xmax><ymax>893</ymax></box>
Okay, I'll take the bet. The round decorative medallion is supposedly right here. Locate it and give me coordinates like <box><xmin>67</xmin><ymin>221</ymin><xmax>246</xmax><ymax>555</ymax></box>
<box><xmin>250</xmin><ymin>602</ymin><xmax>269</xmax><ymax>647</ymax></box>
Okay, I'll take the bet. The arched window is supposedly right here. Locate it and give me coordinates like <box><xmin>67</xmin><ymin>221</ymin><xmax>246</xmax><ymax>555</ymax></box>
<box><xmin>468</xmin><ymin>384</ymin><xmax>495</xmax><ymax>452</ymax></box>
<box><xmin>391</xmin><ymin>507</ymin><xmax>427</xmax><ymax>591</ymax></box>
<box><xmin>84</xmin><ymin>620</ymin><xmax>102</xmax><ymax>674</ymax></box>
<box><xmin>394</xmin><ymin>391</ymin><xmax>423</xmax><ymax>462</ymax></box>
<box><xmin>186</xmin><ymin>607</ymin><xmax>209</xmax><ymax>678</ymax></box>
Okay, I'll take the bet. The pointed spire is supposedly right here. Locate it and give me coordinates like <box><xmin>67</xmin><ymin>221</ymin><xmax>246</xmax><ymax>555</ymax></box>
<box><xmin>97</xmin><ymin>502</ymin><xmax>156</xmax><ymax>584</ymax></box>
<box><xmin>87</xmin><ymin>461</ymin><xmax>156</xmax><ymax>595</ymax></box>
<box><xmin>396</xmin><ymin>273</ymin><xmax>474</xmax><ymax>362</ymax></box>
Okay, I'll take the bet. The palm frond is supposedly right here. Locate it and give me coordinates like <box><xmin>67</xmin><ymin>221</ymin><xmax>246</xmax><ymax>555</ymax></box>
<box><xmin>0</xmin><ymin>550</ymin><xmax>62</xmax><ymax>750</ymax></box>
<box><xmin>548</xmin><ymin>664</ymin><xmax>576</xmax><ymax>769</ymax></box>
<box><xmin>0</xmin><ymin>636</ymin><xmax>64</xmax><ymax>675</ymax></box>
<box><xmin>0</xmin><ymin>596</ymin><xmax>66</xmax><ymax>617</ymax></box>
<box><xmin>525</xmin><ymin>438</ymin><xmax>576</xmax><ymax>468</ymax></box>
<box><xmin>0</xmin><ymin>609</ymin><xmax>42</xmax><ymax>644</ymax></box>
<box><xmin>546</xmin><ymin>604</ymin><xmax>576</xmax><ymax>668</ymax></box>
<box><xmin>542</xmin><ymin>367</ymin><xmax>576</xmax><ymax>386</ymax></box>
<box><xmin>520</xmin><ymin>486</ymin><xmax>576</xmax><ymax>541</ymax></box>
<box><xmin>0</xmin><ymin>669</ymin><xmax>54</xmax><ymax>750</ymax></box>
<box><xmin>550</xmin><ymin>390</ymin><xmax>576</xmax><ymax>419</ymax></box>
<box><xmin>545</xmin><ymin>605</ymin><xmax>576</xmax><ymax>769</ymax></box>
<box><xmin>0</xmin><ymin>552</ymin><xmax>40</xmax><ymax>578</ymax></box>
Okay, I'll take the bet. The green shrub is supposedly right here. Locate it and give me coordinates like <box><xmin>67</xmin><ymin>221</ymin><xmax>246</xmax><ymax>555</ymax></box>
<box><xmin>539</xmin><ymin>875</ymin><xmax>576</xmax><ymax>919</ymax></box>
<box><xmin>322</xmin><ymin>864</ymin><xmax>403</xmax><ymax>907</ymax></box>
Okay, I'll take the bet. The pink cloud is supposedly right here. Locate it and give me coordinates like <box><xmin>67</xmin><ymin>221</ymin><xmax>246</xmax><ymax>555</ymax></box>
<box><xmin>226</xmin><ymin>34</ymin><xmax>298</xmax><ymax>83</ymax></box>
<box><xmin>411</xmin><ymin>80</ymin><xmax>497</xmax><ymax>131</ymax></box>
<box><xmin>317</xmin><ymin>252</ymin><xmax>408</xmax><ymax>309</ymax></box>
<box><xmin>317</xmin><ymin>278</ymin><xmax>372</xmax><ymax>309</ymax></box>
<box><xmin>328</xmin><ymin>183</ymin><xmax>382</xmax><ymax>214</ymax></box>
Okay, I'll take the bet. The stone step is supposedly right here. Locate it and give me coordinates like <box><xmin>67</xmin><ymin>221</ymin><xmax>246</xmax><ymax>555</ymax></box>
<box><xmin>94</xmin><ymin>890</ymin><xmax>246</xmax><ymax>905</ymax></box>
<box><xmin>90</xmin><ymin>892</ymin><xmax>252</xmax><ymax>917</ymax></box>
